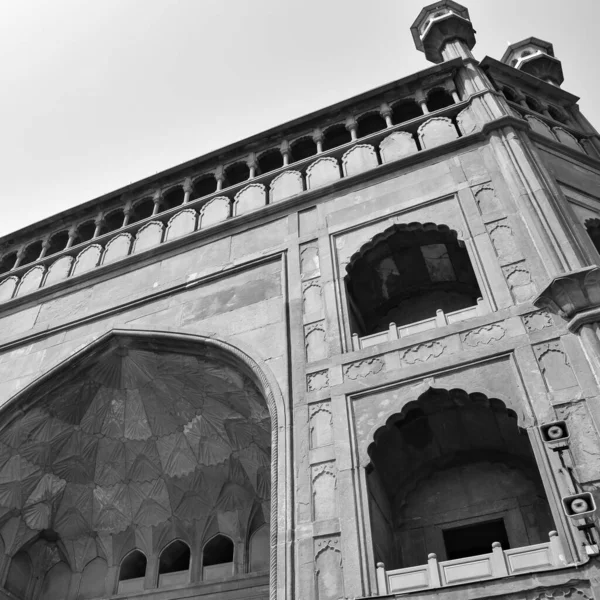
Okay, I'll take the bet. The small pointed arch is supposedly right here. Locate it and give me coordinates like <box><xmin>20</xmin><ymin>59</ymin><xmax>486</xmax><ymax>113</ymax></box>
<box><xmin>426</xmin><ymin>87</ymin><xmax>454</xmax><ymax>112</ymax></box>
<box><xmin>159</xmin><ymin>539</ymin><xmax>190</xmax><ymax>575</ymax></box>
<box><xmin>391</xmin><ymin>99</ymin><xmax>422</xmax><ymax>125</ymax></box>
<box><xmin>547</xmin><ymin>105</ymin><xmax>568</xmax><ymax>124</ymax></box>
<box><xmin>247</xmin><ymin>504</ymin><xmax>269</xmax><ymax>573</ymax></box>
<box><xmin>357</xmin><ymin>111</ymin><xmax>387</xmax><ymax>137</ymax></box>
<box><xmin>119</xmin><ymin>549</ymin><xmax>147</xmax><ymax>581</ymax></box>
<box><xmin>322</xmin><ymin>122</ymin><xmax>351</xmax><ymax>151</ymax></box>
<box><xmin>257</xmin><ymin>148</ymin><xmax>284</xmax><ymax>175</ymax></box>
<box><xmin>290</xmin><ymin>135</ymin><xmax>318</xmax><ymax>162</ymax></box>
<box><xmin>162</xmin><ymin>186</ymin><xmax>185</xmax><ymax>211</ymax></box>
<box><xmin>0</xmin><ymin>251</ymin><xmax>18</xmax><ymax>275</ymax></box>
<box><xmin>192</xmin><ymin>174</ymin><xmax>218</xmax><ymax>200</ymax></box>
<box><xmin>585</xmin><ymin>218</ymin><xmax>600</xmax><ymax>255</ymax></box>
<box><xmin>224</xmin><ymin>161</ymin><xmax>250</xmax><ymax>188</ymax></box>
<box><xmin>21</xmin><ymin>240</ymin><xmax>43</xmax><ymax>266</ymax></box>
<box><xmin>6</xmin><ymin>550</ymin><xmax>33</xmax><ymax>597</ymax></box>
<box><xmin>46</xmin><ymin>230</ymin><xmax>70</xmax><ymax>256</ymax></box>
<box><xmin>98</xmin><ymin>209</ymin><xmax>124</xmax><ymax>235</ymax></box>
<box><xmin>525</xmin><ymin>96</ymin><xmax>543</xmax><ymax>113</ymax></box>
<box><xmin>203</xmin><ymin>533</ymin><xmax>234</xmax><ymax>580</ymax></box>
<box><xmin>129</xmin><ymin>197</ymin><xmax>155</xmax><ymax>224</ymax></box>
<box><xmin>345</xmin><ymin>222</ymin><xmax>482</xmax><ymax>335</ymax></box>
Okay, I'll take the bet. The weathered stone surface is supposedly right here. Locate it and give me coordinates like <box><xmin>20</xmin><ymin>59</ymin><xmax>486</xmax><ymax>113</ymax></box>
<box><xmin>72</xmin><ymin>244</ymin><xmax>102</xmax><ymax>276</ymax></box>
<box><xmin>418</xmin><ymin>116</ymin><xmax>459</xmax><ymax>149</ymax></box>
<box><xmin>306</xmin><ymin>157</ymin><xmax>340</xmax><ymax>189</ymax></box>
<box><xmin>270</xmin><ymin>170</ymin><xmax>303</xmax><ymax>203</ymax></box>
<box><xmin>133</xmin><ymin>221</ymin><xmax>164</xmax><ymax>253</ymax></box>
<box><xmin>102</xmin><ymin>232</ymin><xmax>132</xmax><ymax>264</ymax></box>
<box><xmin>342</xmin><ymin>144</ymin><xmax>378</xmax><ymax>177</ymax></box>
<box><xmin>199</xmin><ymin>196</ymin><xmax>230</xmax><ymax>228</ymax></box>
<box><xmin>15</xmin><ymin>265</ymin><xmax>45</xmax><ymax>296</ymax></box>
<box><xmin>379</xmin><ymin>131</ymin><xmax>418</xmax><ymax>163</ymax></box>
<box><xmin>234</xmin><ymin>183</ymin><xmax>267</xmax><ymax>215</ymax></box>
<box><xmin>165</xmin><ymin>209</ymin><xmax>197</xmax><ymax>241</ymax></box>
<box><xmin>45</xmin><ymin>256</ymin><xmax>74</xmax><ymax>286</ymax></box>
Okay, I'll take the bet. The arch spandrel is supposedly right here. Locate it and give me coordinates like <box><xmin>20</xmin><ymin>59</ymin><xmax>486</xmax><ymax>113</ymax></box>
<box><xmin>0</xmin><ymin>329</ymin><xmax>289</xmax><ymax>598</ymax></box>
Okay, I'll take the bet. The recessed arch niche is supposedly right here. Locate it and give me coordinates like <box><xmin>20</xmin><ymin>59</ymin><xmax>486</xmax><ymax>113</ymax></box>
<box><xmin>0</xmin><ymin>331</ymin><xmax>277</xmax><ymax>599</ymax></box>
<box><xmin>365</xmin><ymin>387</ymin><xmax>554</xmax><ymax>570</ymax></box>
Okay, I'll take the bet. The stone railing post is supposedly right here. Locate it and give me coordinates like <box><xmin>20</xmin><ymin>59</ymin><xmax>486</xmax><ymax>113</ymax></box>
<box><xmin>376</xmin><ymin>562</ymin><xmax>388</xmax><ymax>595</ymax></box>
<box><xmin>427</xmin><ymin>553</ymin><xmax>441</xmax><ymax>588</ymax></box>
<box><xmin>491</xmin><ymin>542</ymin><xmax>509</xmax><ymax>577</ymax></box>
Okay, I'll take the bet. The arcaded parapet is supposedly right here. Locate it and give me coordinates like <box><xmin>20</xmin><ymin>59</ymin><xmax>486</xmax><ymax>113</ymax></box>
<box><xmin>45</xmin><ymin>255</ymin><xmax>73</xmax><ymax>287</ymax></box>
<box><xmin>0</xmin><ymin>276</ymin><xmax>18</xmax><ymax>302</ymax></box>
<box><xmin>379</xmin><ymin>131</ymin><xmax>418</xmax><ymax>162</ymax></box>
<box><xmin>72</xmin><ymin>244</ymin><xmax>103</xmax><ymax>276</ymax></box>
<box><xmin>553</xmin><ymin>127</ymin><xmax>583</xmax><ymax>152</ymax></box>
<box><xmin>199</xmin><ymin>196</ymin><xmax>230</xmax><ymax>228</ymax></box>
<box><xmin>165</xmin><ymin>209</ymin><xmax>197</xmax><ymax>241</ymax></box>
<box><xmin>306</xmin><ymin>157</ymin><xmax>340</xmax><ymax>189</ymax></box>
<box><xmin>526</xmin><ymin>115</ymin><xmax>555</xmax><ymax>140</ymax></box>
<box><xmin>342</xmin><ymin>145</ymin><xmax>379</xmax><ymax>177</ymax></box>
<box><xmin>102</xmin><ymin>232</ymin><xmax>133</xmax><ymax>264</ymax></box>
<box><xmin>457</xmin><ymin>106</ymin><xmax>479</xmax><ymax>135</ymax></box>
<box><xmin>15</xmin><ymin>265</ymin><xmax>45</xmax><ymax>296</ymax></box>
<box><xmin>234</xmin><ymin>183</ymin><xmax>267</xmax><ymax>216</ymax></box>
<box><xmin>418</xmin><ymin>116</ymin><xmax>458</xmax><ymax>149</ymax></box>
<box><xmin>133</xmin><ymin>221</ymin><xmax>164</xmax><ymax>253</ymax></box>
<box><xmin>269</xmin><ymin>170</ymin><xmax>303</xmax><ymax>203</ymax></box>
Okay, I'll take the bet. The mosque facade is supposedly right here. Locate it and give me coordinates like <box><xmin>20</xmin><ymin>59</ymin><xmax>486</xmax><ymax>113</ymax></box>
<box><xmin>1</xmin><ymin>1</ymin><xmax>600</xmax><ymax>599</ymax></box>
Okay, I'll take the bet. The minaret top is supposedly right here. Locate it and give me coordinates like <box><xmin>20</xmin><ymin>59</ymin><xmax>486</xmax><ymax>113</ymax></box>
<box><xmin>501</xmin><ymin>37</ymin><xmax>564</xmax><ymax>86</ymax></box>
<box><xmin>411</xmin><ymin>0</ymin><xmax>476</xmax><ymax>64</ymax></box>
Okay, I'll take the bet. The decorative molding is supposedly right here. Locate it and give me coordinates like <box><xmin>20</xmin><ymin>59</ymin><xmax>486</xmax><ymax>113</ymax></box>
<box><xmin>344</xmin><ymin>357</ymin><xmax>385</xmax><ymax>380</ymax></box>
<box><xmin>300</xmin><ymin>244</ymin><xmax>320</xmax><ymax>280</ymax></box>
<box><xmin>461</xmin><ymin>324</ymin><xmax>506</xmax><ymax>347</ymax></box>
<box><xmin>533</xmin><ymin>339</ymin><xmax>578</xmax><ymax>391</ymax></box>
<box><xmin>523</xmin><ymin>310</ymin><xmax>553</xmax><ymax>332</ymax></box>
<box><xmin>400</xmin><ymin>341</ymin><xmax>446</xmax><ymax>365</ymax></box>
<box><xmin>305</xmin><ymin>321</ymin><xmax>327</xmax><ymax>363</ymax></box>
<box><xmin>307</xmin><ymin>370</ymin><xmax>329</xmax><ymax>392</ymax></box>
<box><xmin>502</xmin><ymin>261</ymin><xmax>536</xmax><ymax>303</ymax></box>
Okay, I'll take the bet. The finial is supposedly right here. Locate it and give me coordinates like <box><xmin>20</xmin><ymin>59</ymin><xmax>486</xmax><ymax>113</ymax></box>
<box><xmin>501</xmin><ymin>38</ymin><xmax>564</xmax><ymax>86</ymax></box>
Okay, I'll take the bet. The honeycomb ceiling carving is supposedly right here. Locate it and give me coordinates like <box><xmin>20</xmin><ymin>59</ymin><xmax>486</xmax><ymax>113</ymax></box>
<box><xmin>0</xmin><ymin>340</ymin><xmax>271</xmax><ymax>543</ymax></box>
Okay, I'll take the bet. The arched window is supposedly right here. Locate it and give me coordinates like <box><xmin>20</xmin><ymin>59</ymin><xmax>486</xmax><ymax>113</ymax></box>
<box><xmin>366</xmin><ymin>388</ymin><xmax>555</xmax><ymax>570</ymax></box>
<box><xmin>248</xmin><ymin>524</ymin><xmax>269</xmax><ymax>572</ymax></box>
<box><xmin>357</xmin><ymin>113</ymin><xmax>387</xmax><ymax>137</ymax></box>
<box><xmin>258</xmin><ymin>149</ymin><xmax>284</xmax><ymax>175</ymax></box>
<box><xmin>192</xmin><ymin>175</ymin><xmax>218</xmax><ymax>200</ymax></box>
<box><xmin>46</xmin><ymin>231</ymin><xmax>70</xmax><ymax>256</ymax></box>
<box><xmin>162</xmin><ymin>187</ymin><xmax>185</xmax><ymax>211</ymax></box>
<box><xmin>75</xmin><ymin>221</ymin><xmax>96</xmax><ymax>244</ymax></box>
<box><xmin>159</xmin><ymin>540</ymin><xmax>191</xmax><ymax>587</ymax></box>
<box><xmin>0</xmin><ymin>252</ymin><xmax>17</xmax><ymax>274</ymax></box>
<box><xmin>203</xmin><ymin>534</ymin><xmax>234</xmax><ymax>581</ymax></box>
<box><xmin>345</xmin><ymin>223</ymin><xmax>482</xmax><ymax>335</ymax></box>
<box><xmin>323</xmin><ymin>124</ymin><xmax>351</xmax><ymax>151</ymax></box>
<box><xmin>586</xmin><ymin>219</ymin><xmax>600</xmax><ymax>256</ymax></box>
<box><xmin>426</xmin><ymin>88</ymin><xmax>454</xmax><ymax>112</ymax></box>
<box><xmin>290</xmin><ymin>136</ymin><xmax>318</xmax><ymax>162</ymax></box>
<box><xmin>118</xmin><ymin>550</ymin><xmax>147</xmax><ymax>593</ymax></box>
<box><xmin>129</xmin><ymin>198</ymin><xmax>155</xmax><ymax>224</ymax></box>
<box><xmin>101</xmin><ymin>210</ymin><xmax>124</xmax><ymax>234</ymax></box>
<box><xmin>391</xmin><ymin>100</ymin><xmax>422</xmax><ymax>125</ymax></box>
<box><xmin>224</xmin><ymin>162</ymin><xmax>250</xmax><ymax>188</ymax></box>
<box><xmin>21</xmin><ymin>240</ymin><xmax>43</xmax><ymax>266</ymax></box>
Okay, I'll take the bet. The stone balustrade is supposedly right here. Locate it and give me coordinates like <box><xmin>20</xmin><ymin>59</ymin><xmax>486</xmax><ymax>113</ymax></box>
<box><xmin>0</xmin><ymin>98</ymin><xmax>474</xmax><ymax>304</ymax></box>
<box><xmin>376</xmin><ymin>532</ymin><xmax>567</xmax><ymax>595</ymax></box>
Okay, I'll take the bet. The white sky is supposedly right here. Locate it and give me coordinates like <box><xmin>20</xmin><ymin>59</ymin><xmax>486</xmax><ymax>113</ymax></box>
<box><xmin>0</xmin><ymin>0</ymin><xmax>597</xmax><ymax>237</ymax></box>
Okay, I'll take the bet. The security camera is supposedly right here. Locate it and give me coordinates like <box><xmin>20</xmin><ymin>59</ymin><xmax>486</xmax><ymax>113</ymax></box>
<box><xmin>562</xmin><ymin>492</ymin><xmax>597</xmax><ymax>520</ymax></box>
<box><xmin>540</xmin><ymin>421</ymin><xmax>570</xmax><ymax>448</ymax></box>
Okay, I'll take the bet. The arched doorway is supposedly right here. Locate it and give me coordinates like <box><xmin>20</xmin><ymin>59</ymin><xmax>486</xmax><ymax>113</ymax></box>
<box><xmin>0</xmin><ymin>332</ymin><xmax>277</xmax><ymax>599</ymax></box>
<box><xmin>366</xmin><ymin>388</ymin><xmax>554</xmax><ymax>570</ymax></box>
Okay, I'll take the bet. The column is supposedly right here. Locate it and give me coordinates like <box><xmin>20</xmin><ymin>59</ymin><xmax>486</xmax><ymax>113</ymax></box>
<box><xmin>65</xmin><ymin>225</ymin><xmax>78</xmax><ymax>249</ymax></box>
<box><xmin>39</xmin><ymin>237</ymin><xmax>51</xmax><ymax>259</ymax></box>
<box><xmin>345</xmin><ymin>116</ymin><xmax>358</xmax><ymax>141</ymax></box>
<box><xmin>247</xmin><ymin>153</ymin><xmax>258</xmax><ymax>178</ymax></box>
<box><xmin>215</xmin><ymin>166</ymin><xmax>225</xmax><ymax>191</ymax></box>
<box><xmin>313</xmin><ymin>129</ymin><xmax>324</xmax><ymax>153</ymax></box>
<box><xmin>415</xmin><ymin>90</ymin><xmax>429</xmax><ymax>115</ymax></box>
<box><xmin>183</xmin><ymin>177</ymin><xmax>194</xmax><ymax>204</ymax></box>
<box><xmin>93</xmin><ymin>213</ymin><xmax>104</xmax><ymax>238</ymax></box>
<box><xmin>122</xmin><ymin>201</ymin><xmax>133</xmax><ymax>227</ymax></box>
<box><xmin>152</xmin><ymin>190</ymin><xmax>162</xmax><ymax>215</ymax></box>
<box><xmin>280</xmin><ymin>140</ymin><xmax>291</xmax><ymax>166</ymax></box>
<box><xmin>380</xmin><ymin>103</ymin><xmax>393</xmax><ymax>128</ymax></box>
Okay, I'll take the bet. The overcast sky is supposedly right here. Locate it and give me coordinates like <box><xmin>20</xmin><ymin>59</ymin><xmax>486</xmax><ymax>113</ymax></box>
<box><xmin>0</xmin><ymin>0</ymin><xmax>597</xmax><ymax>237</ymax></box>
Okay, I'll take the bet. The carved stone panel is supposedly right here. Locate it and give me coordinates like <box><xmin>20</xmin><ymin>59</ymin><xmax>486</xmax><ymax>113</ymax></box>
<box><xmin>270</xmin><ymin>170</ymin><xmax>303</xmax><ymax>204</ymax></box>
<box><xmin>523</xmin><ymin>310</ymin><xmax>553</xmax><ymax>332</ymax></box>
<box><xmin>345</xmin><ymin>357</ymin><xmax>385</xmax><ymax>380</ymax></box>
<box><xmin>306</xmin><ymin>157</ymin><xmax>340</xmax><ymax>189</ymax></box>
<box><xmin>233</xmin><ymin>183</ymin><xmax>267</xmax><ymax>215</ymax></box>
<box><xmin>45</xmin><ymin>256</ymin><xmax>73</xmax><ymax>287</ymax></box>
<box><xmin>312</xmin><ymin>463</ymin><xmax>337</xmax><ymax>521</ymax></box>
<box><xmin>300</xmin><ymin>244</ymin><xmax>320</xmax><ymax>280</ymax></box>
<box><xmin>418</xmin><ymin>116</ymin><xmax>459</xmax><ymax>149</ymax></box>
<box><xmin>309</xmin><ymin>403</ymin><xmax>333</xmax><ymax>448</ymax></box>
<box><xmin>553</xmin><ymin>127</ymin><xmax>583</xmax><ymax>152</ymax></box>
<box><xmin>342</xmin><ymin>144</ymin><xmax>378</xmax><ymax>177</ymax></box>
<box><xmin>165</xmin><ymin>209</ymin><xmax>197</xmax><ymax>241</ymax></box>
<box><xmin>503</xmin><ymin>262</ymin><xmax>536</xmax><ymax>303</ymax></box>
<box><xmin>315</xmin><ymin>537</ymin><xmax>343</xmax><ymax>600</ymax></box>
<box><xmin>0</xmin><ymin>276</ymin><xmax>18</xmax><ymax>302</ymax></box>
<box><xmin>133</xmin><ymin>221</ymin><xmax>164</xmax><ymax>254</ymax></box>
<box><xmin>102</xmin><ymin>233</ymin><xmax>133</xmax><ymax>264</ymax></box>
<box><xmin>15</xmin><ymin>265</ymin><xmax>45</xmax><ymax>297</ymax></box>
<box><xmin>72</xmin><ymin>244</ymin><xmax>102</xmax><ymax>277</ymax></box>
<box><xmin>302</xmin><ymin>281</ymin><xmax>323</xmax><ymax>317</ymax></box>
<box><xmin>526</xmin><ymin>115</ymin><xmax>555</xmax><ymax>140</ymax></box>
<box><xmin>533</xmin><ymin>339</ymin><xmax>578</xmax><ymax>391</ymax></box>
<box><xmin>400</xmin><ymin>341</ymin><xmax>446</xmax><ymax>365</ymax></box>
<box><xmin>487</xmin><ymin>220</ymin><xmax>521</xmax><ymax>263</ymax></box>
<box><xmin>307</xmin><ymin>370</ymin><xmax>329</xmax><ymax>392</ymax></box>
<box><xmin>474</xmin><ymin>184</ymin><xmax>501</xmax><ymax>215</ymax></box>
<box><xmin>461</xmin><ymin>324</ymin><xmax>506</xmax><ymax>347</ymax></box>
<box><xmin>199</xmin><ymin>196</ymin><xmax>230</xmax><ymax>228</ymax></box>
<box><xmin>457</xmin><ymin>106</ymin><xmax>478</xmax><ymax>135</ymax></box>
<box><xmin>305</xmin><ymin>322</ymin><xmax>327</xmax><ymax>363</ymax></box>
<box><xmin>379</xmin><ymin>131</ymin><xmax>418</xmax><ymax>163</ymax></box>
